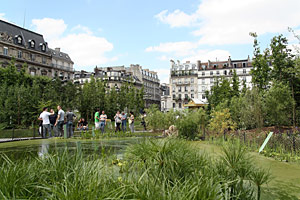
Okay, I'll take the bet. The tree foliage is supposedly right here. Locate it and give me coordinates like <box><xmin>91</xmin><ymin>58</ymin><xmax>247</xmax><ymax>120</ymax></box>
<box><xmin>0</xmin><ymin>60</ymin><xmax>145</xmax><ymax>128</ymax></box>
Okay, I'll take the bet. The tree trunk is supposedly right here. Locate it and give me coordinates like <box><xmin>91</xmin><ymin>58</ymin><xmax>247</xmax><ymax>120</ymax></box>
<box><xmin>291</xmin><ymin>82</ymin><xmax>296</xmax><ymax>127</ymax></box>
<box><xmin>257</xmin><ymin>186</ymin><xmax>261</xmax><ymax>200</ymax></box>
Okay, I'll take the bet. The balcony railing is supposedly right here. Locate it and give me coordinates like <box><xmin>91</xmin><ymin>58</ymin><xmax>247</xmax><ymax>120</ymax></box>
<box><xmin>52</xmin><ymin>64</ymin><xmax>74</xmax><ymax>72</ymax></box>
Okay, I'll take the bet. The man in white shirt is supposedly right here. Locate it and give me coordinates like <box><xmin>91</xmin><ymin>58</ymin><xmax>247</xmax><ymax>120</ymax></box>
<box><xmin>100</xmin><ymin>111</ymin><xmax>107</xmax><ymax>134</ymax></box>
<box><xmin>38</xmin><ymin>107</ymin><xmax>54</xmax><ymax>138</ymax></box>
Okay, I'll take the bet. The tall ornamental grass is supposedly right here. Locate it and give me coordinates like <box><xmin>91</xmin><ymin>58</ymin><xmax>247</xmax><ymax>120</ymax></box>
<box><xmin>0</xmin><ymin>139</ymin><xmax>270</xmax><ymax>199</ymax></box>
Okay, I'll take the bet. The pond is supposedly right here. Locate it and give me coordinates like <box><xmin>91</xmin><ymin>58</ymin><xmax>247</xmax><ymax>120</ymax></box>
<box><xmin>0</xmin><ymin>138</ymin><xmax>141</xmax><ymax>159</ymax></box>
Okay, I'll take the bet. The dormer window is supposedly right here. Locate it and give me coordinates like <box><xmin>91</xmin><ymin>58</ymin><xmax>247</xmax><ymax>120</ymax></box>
<box><xmin>29</xmin><ymin>40</ymin><xmax>35</xmax><ymax>48</ymax></box>
<box><xmin>59</xmin><ymin>53</ymin><xmax>62</xmax><ymax>57</ymax></box>
<box><xmin>15</xmin><ymin>35</ymin><xmax>23</xmax><ymax>44</ymax></box>
<box><xmin>213</xmin><ymin>64</ymin><xmax>218</xmax><ymax>68</ymax></box>
<box><xmin>40</xmin><ymin>43</ymin><xmax>46</xmax><ymax>52</ymax></box>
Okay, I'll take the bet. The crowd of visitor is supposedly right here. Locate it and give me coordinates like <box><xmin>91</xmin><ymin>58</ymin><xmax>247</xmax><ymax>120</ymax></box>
<box><xmin>38</xmin><ymin>106</ymin><xmax>139</xmax><ymax>139</ymax></box>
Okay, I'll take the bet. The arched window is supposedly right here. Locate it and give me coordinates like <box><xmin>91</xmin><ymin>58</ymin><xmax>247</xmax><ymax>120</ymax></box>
<box><xmin>17</xmin><ymin>36</ymin><xmax>22</xmax><ymax>44</ymax></box>
<box><xmin>29</xmin><ymin>40</ymin><xmax>35</xmax><ymax>48</ymax></box>
<box><xmin>40</xmin><ymin>43</ymin><xmax>46</xmax><ymax>52</ymax></box>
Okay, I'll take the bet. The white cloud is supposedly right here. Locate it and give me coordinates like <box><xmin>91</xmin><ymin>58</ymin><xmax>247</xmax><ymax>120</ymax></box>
<box><xmin>145</xmin><ymin>40</ymin><xmax>231</xmax><ymax>62</ymax></box>
<box><xmin>51</xmin><ymin>33</ymin><xmax>114</xmax><ymax>66</ymax></box>
<box><xmin>155</xmin><ymin>0</ymin><xmax>300</xmax><ymax>45</ymax></box>
<box><xmin>155</xmin><ymin>10</ymin><xmax>198</xmax><ymax>28</ymax></box>
<box><xmin>155</xmin><ymin>68</ymin><xmax>170</xmax><ymax>84</ymax></box>
<box><xmin>32</xmin><ymin>18</ymin><xmax>67</xmax><ymax>41</ymax></box>
<box><xmin>146</xmin><ymin>41</ymin><xmax>198</xmax><ymax>56</ymax></box>
<box><xmin>183</xmin><ymin>49</ymin><xmax>231</xmax><ymax>63</ymax></box>
<box><xmin>31</xmin><ymin>18</ymin><xmax>116</xmax><ymax>69</ymax></box>
<box><xmin>72</xmin><ymin>25</ymin><xmax>92</xmax><ymax>35</ymax></box>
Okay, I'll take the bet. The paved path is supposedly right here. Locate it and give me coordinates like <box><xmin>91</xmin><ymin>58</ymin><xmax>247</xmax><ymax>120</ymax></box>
<box><xmin>0</xmin><ymin>137</ymin><xmax>42</xmax><ymax>143</ymax></box>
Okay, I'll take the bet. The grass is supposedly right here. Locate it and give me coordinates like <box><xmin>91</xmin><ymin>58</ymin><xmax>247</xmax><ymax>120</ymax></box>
<box><xmin>0</xmin><ymin>138</ymin><xmax>274</xmax><ymax>200</ymax></box>
<box><xmin>193</xmin><ymin>140</ymin><xmax>300</xmax><ymax>199</ymax></box>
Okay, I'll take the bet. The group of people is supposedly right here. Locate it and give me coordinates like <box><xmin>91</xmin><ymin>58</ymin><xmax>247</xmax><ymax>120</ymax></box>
<box><xmin>38</xmin><ymin>106</ymin><xmax>137</xmax><ymax>139</ymax></box>
<box><xmin>38</xmin><ymin>106</ymin><xmax>76</xmax><ymax>138</ymax></box>
<box><xmin>94</xmin><ymin>109</ymin><xmax>135</xmax><ymax>133</ymax></box>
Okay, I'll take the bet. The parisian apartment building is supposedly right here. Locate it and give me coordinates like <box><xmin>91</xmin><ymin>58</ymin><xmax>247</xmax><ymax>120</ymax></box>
<box><xmin>160</xmin><ymin>83</ymin><xmax>171</xmax><ymax>112</ymax></box>
<box><xmin>0</xmin><ymin>19</ymin><xmax>74</xmax><ymax>80</ymax></box>
<box><xmin>169</xmin><ymin>56</ymin><xmax>253</xmax><ymax>110</ymax></box>
<box><xmin>74</xmin><ymin>64</ymin><xmax>161</xmax><ymax>108</ymax></box>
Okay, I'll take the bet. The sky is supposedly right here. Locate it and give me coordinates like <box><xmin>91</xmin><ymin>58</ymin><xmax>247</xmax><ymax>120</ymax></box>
<box><xmin>1</xmin><ymin>0</ymin><xmax>300</xmax><ymax>83</ymax></box>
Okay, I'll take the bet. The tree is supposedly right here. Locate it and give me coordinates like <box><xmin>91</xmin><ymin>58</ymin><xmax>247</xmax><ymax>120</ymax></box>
<box><xmin>231</xmin><ymin>70</ymin><xmax>240</xmax><ymax>97</ymax></box>
<box><xmin>249</xmin><ymin>32</ymin><xmax>271</xmax><ymax>90</ymax></box>
<box><xmin>209</xmin><ymin>108</ymin><xmax>236</xmax><ymax>137</ymax></box>
<box><xmin>264</xmin><ymin>82</ymin><xmax>295</xmax><ymax>127</ymax></box>
<box><xmin>206</xmin><ymin>78</ymin><xmax>233</xmax><ymax>110</ymax></box>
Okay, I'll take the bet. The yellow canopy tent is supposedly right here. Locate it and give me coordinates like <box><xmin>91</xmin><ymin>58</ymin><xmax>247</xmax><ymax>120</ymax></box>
<box><xmin>184</xmin><ymin>98</ymin><xmax>207</xmax><ymax>109</ymax></box>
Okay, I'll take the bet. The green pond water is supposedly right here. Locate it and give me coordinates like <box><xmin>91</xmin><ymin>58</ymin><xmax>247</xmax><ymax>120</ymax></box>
<box><xmin>0</xmin><ymin>138</ymin><xmax>140</xmax><ymax>159</ymax></box>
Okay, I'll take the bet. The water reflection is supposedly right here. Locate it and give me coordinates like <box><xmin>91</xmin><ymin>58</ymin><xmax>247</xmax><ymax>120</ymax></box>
<box><xmin>38</xmin><ymin>141</ymin><xmax>49</xmax><ymax>158</ymax></box>
<box><xmin>0</xmin><ymin>138</ymin><xmax>140</xmax><ymax>159</ymax></box>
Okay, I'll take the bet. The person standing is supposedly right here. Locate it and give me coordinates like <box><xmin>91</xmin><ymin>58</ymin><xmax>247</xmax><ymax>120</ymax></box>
<box><xmin>49</xmin><ymin>109</ymin><xmax>57</xmax><ymax>136</ymax></box>
<box><xmin>129</xmin><ymin>111</ymin><xmax>135</xmax><ymax>133</ymax></box>
<box><xmin>66</xmin><ymin>109</ymin><xmax>76</xmax><ymax>138</ymax></box>
<box><xmin>95</xmin><ymin>108</ymin><xmax>100</xmax><ymax>130</ymax></box>
<box><xmin>100</xmin><ymin>111</ymin><xmax>107</xmax><ymax>133</ymax></box>
<box><xmin>141</xmin><ymin>112</ymin><xmax>147</xmax><ymax>131</ymax></box>
<box><xmin>114</xmin><ymin>111</ymin><xmax>122</xmax><ymax>133</ymax></box>
<box><xmin>55</xmin><ymin>105</ymin><xmax>65</xmax><ymax>137</ymax></box>
<box><xmin>38</xmin><ymin>107</ymin><xmax>54</xmax><ymax>138</ymax></box>
<box><xmin>121</xmin><ymin>112</ymin><xmax>127</xmax><ymax>133</ymax></box>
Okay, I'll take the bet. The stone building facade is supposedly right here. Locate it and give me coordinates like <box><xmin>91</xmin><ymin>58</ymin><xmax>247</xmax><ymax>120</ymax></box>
<box><xmin>169</xmin><ymin>57</ymin><xmax>253</xmax><ymax>110</ymax></box>
<box><xmin>49</xmin><ymin>48</ymin><xmax>74</xmax><ymax>80</ymax></box>
<box><xmin>197</xmin><ymin>56</ymin><xmax>253</xmax><ymax>102</ymax></box>
<box><xmin>170</xmin><ymin>60</ymin><xmax>199</xmax><ymax>110</ymax></box>
<box><xmin>128</xmin><ymin>64</ymin><xmax>160</xmax><ymax>108</ymax></box>
<box><xmin>0</xmin><ymin>20</ymin><xmax>73</xmax><ymax>79</ymax></box>
<box><xmin>160</xmin><ymin>83</ymin><xmax>171</xmax><ymax>112</ymax></box>
<box><xmin>74</xmin><ymin>66</ymin><xmax>143</xmax><ymax>90</ymax></box>
<box><xmin>74</xmin><ymin>64</ymin><xmax>161</xmax><ymax>108</ymax></box>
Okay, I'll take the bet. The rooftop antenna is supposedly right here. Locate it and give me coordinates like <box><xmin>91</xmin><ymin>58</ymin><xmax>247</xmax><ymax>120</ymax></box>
<box><xmin>23</xmin><ymin>9</ymin><xmax>26</xmax><ymax>28</ymax></box>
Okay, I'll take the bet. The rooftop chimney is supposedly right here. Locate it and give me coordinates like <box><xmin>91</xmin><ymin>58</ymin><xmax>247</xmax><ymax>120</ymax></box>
<box><xmin>197</xmin><ymin>60</ymin><xmax>201</xmax><ymax>70</ymax></box>
<box><xmin>55</xmin><ymin>47</ymin><xmax>60</xmax><ymax>52</ymax></box>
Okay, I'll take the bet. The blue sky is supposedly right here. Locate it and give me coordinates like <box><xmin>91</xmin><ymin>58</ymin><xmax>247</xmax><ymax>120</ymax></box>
<box><xmin>1</xmin><ymin>0</ymin><xmax>300</xmax><ymax>83</ymax></box>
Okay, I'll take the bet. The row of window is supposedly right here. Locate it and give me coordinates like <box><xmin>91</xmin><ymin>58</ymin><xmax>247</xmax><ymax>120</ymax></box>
<box><xmin>198</xmin><ymin>76</ymin><xmax>247</xmax><ymax>85</ymax></box>
<box><xmin>172</xmin><ymin>86</ymin><xmax>195</xmax><ymax>93</ymax></box>
<box><xmin>172</xmin><ymin>93</ymin><xmax>195</xmax><ymax>100</ymax></box>
<box><xmin>200</xmin><ymin>69</ymin><xmax>247</xmax><ymax>76</ymax></box>
<box><xmin>141</xmin><ymin>70</ymin><xmax>158</xmax><ymax>79</ymax></box>
<box><xmin>172</xmin><ymin>78</ymin><xmax>195</xmax><ymax>84</ymax></box>
<box><xmin>172</xmin><ymin>64</ymin><xmax>197</xmax><ymax>71</ymax></box>
<box><xmin>3</xmin><ymin>46</ymin><xmax>47</xmax><ymax>63</ymax></box>
<box><xmin>14</xmin><ymin>35</ymin><xmax>47</xmax><ymax>52</ymax></box>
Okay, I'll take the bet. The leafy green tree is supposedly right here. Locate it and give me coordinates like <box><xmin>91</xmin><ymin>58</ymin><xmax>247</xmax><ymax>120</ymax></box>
<box><xmin>206</xmin><ymin>78</ymin><xmax>232</xmax><ymax>110</ymax></box>
<box><xmin>264</xmin><ymin>82</ymin><xmax>295</xmax><ymax>127</ymax></box>
<box><xmin>249</xmin><ymin>32</ymin><xmax>271</xmax><ymax>90</ymax></box>
<box><xmin>231</xmin><ymin>70</ymin><xmax>240</xmax><ymax>97</ymax></box>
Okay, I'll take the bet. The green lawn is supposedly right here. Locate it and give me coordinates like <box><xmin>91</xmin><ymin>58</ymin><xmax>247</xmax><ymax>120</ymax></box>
<box><xmin>193</xmin><ymin>141</ymin><xmax>300</xmax><ymax>199</ymax></box>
